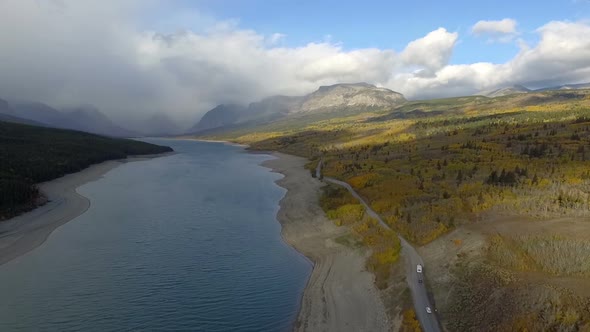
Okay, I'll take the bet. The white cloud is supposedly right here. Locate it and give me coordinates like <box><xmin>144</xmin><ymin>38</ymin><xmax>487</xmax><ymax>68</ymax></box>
<box><xmin>400</xmin><ymin>28</ymin><xmax>458</xmax><ymax>75</ymax></box>
<box><xmin>472</xmin><ymin>18</ymin><xmax>518</xmax><ymax>35</ymax></box>
<box><xmin>388</xmin><ymin>21</ymin><xmax>590</xmax><ymax>98</ymax></box>
<box><xmin>0</xmin><ymin>1</ymin><xmax>589</xmax><ymax>126</ymax></box>
<box><xmin>472</xmin><ymin>18</ymin><xmax>518</xmax><ymax>42</ymax></box>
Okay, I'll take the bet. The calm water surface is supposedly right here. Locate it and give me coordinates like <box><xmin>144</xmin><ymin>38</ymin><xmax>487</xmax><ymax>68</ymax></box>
<box><xmin>0</xmin><ymin>139</ymin><xmax>312</xmax><ymax>331</ymax></box>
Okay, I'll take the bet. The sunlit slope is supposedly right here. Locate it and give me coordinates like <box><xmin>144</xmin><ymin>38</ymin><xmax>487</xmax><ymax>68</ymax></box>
<box><xmin>201</xmin><ymin>89</ymin><xmax>590</xmax><ymax>244</ymax></box>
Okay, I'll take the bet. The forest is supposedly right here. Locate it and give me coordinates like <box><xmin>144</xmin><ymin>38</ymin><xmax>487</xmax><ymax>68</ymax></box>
<box><xmin>0</xmin><ymin>121</ymin><xmax>172</xmax><ymax>220</ymax></box>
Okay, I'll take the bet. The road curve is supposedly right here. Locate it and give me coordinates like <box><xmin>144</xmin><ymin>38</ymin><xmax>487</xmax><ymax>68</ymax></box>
<box><xmin>316</xmin><ymin>161</ymin><xmax>442</xmax><ymax>332</ymax></box>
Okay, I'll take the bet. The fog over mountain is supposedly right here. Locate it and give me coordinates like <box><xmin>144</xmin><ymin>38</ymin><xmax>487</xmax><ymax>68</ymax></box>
<box><xmin>0</xmin><ymin>100</ymin><xmax>138</xmax><ymax>137</ymax></box>
<box><xmin>1</xmin><ymin>1</ymin><xmax>590</xmax><ymax>125</ymax></box>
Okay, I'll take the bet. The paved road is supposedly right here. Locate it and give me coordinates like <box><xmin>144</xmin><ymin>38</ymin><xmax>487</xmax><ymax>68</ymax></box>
<box><xmin>316</xmin><ymin>161</ymin><xmax>442</xmax><ymax>332</ymax></box>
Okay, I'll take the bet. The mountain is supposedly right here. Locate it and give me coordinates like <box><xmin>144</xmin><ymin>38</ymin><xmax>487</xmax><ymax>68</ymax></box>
<box><xmin>10</xmin><ymin>102</ymin><xmax>68</xmax><ymax>128</ymax></box>
<box><xmin>242</xmin><ymin>95</ymin><xmax>304</xmax><ymax>122</ymax></box>
<box><xmin>0</xmin><ymin>98</ymin><xmax>46</xmax><ymax>126</ymax></box>
<box><xmin>6</xmin><ymin>101</ymin><xmax>136</xmax><ymax>137</ymax></box>
<box><xmin>140</xmin><ymin>113</ymin><xmax>183</xmax><ymax>136</ymax></box>
<box><xmin>0</xmin><ymin>113</ymin><xmax>45</xmax><ymax>126</ymax></box>
<box><xmin>477</xmin><ymin>82</ymin><xmax>590</xmax><ymax>98</ymax></box>
<box><xmin>188</xmin><ymin>96</ymin><xmax>304</xmax><ymax>133</ymax></box>
<box><xmin>535</xmin><ymin>82</ymin><xmax>590</xmax><ymax>92</ymax></box>
<box><xmin>477</xmin><ymin>85</ymin><xmax>531</xmax><ymax>98</ymax></box>
<box><xmin>61</xmin><ymin>105</ymin><xmax>138</xmax><ymax>137</ymax></box>
<box><xmin>189</xmin><ymin>104</ymin><xmax>247</xmax><ymax>133</ymax></box>
<box><xmin>190</xmin><ymin>83</ymin><xmax>406</xmax><ymax>134</ymax></box>
<box><xmin>293</xmin><ymin>83</ymin><xmax>406</xmax><ymax>113</ymax></box>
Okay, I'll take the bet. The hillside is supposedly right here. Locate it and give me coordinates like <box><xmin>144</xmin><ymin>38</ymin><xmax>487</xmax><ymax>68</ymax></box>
<box><xmin>189</xmin><ymin>104</ymin><xmax>247</xmax><ymax>132</ymax></box>
<box><xmin>0</xmin><ymin>121</ymin><xmax>172</xmax><ymax>220</ymax></box>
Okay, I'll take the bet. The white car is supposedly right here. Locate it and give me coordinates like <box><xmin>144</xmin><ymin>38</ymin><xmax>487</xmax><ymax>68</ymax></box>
<box><xmin>417</xmin><ymin>264</ymin><xmax>423</xmax><ymax>273</ymax></box>
<box><xmin>426</xmin><ymin>306</ymin><xmax>432</xmax><ymax>314</ymax></box>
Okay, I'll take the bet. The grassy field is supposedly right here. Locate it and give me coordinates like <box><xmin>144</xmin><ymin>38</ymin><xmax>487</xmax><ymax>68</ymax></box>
<box><xmin>488</xmin><ymin>234</ymin><xmax>590</xmax><ymax>276</ymax></box>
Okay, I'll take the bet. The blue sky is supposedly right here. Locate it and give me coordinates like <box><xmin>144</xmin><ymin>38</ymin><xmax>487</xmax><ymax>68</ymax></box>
<box><xmin>151</xmin><ymin>0</ymin><xmax>590</xmax><ymax>64</ymax></box>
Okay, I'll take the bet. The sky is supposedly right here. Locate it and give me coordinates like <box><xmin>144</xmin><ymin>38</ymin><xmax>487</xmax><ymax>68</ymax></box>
<box><xmin>0</xmin><ymin>0</ymin><xmax>589</xmax><ymax>126</ymax></box>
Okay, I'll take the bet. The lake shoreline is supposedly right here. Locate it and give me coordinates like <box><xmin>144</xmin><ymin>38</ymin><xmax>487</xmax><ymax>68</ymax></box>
<box><xmin>0</xmin><ymin>153</ymin><xmax>173</xmax><ymax>266</ymax></box>
<box><xmin>0</xmin><ymin>141</ymin><xmax>391</xmax><ymax>330</ymax></box>
<box><xmin>262</xmin><ymin>152</ymin><xmax>390</xmax><ymax>332</ymax></box>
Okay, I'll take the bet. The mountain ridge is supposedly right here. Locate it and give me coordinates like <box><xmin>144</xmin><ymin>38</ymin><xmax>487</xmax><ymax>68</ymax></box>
<box><xmin>477</xmin><ymin>82</ymin><xmax>590</xmax><ymax>97</ymax></box>
<box><xmin>189</xmin><ymin>83</ymin><xmax>406</xmax><ymax>134</ymax></box>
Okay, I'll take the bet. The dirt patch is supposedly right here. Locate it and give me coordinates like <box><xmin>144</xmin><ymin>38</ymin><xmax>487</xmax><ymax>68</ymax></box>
<box><xmin>419</xmin><ymin>214</ymin><xmax>590</xmax><ymax>331</ymax></box>
<box><xmin>471</xmin><ymin>215</ymin><xmax>590</xmax><ymax>240</ymax></box>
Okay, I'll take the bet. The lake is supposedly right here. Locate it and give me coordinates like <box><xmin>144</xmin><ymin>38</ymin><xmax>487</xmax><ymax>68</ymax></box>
<box><xmin>0</xmin><ymin>139</ymin><xmax>312</xmax><ymax>331</ymax></box>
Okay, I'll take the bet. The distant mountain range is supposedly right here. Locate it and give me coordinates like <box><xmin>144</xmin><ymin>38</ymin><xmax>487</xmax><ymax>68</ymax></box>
<box><xmin>2</xmin><ymin>80</ymin><xmax>588</xmax><ymax>138</ymax></box>
<box><xmin>477</xmin><ymin>85</ymin><xmax>531</xmax><ymax>98</ymax></box>
<box><xmin>535</xmin><ymin>82</ymin><xmax>590</xmax><ymax>92</ymax></box>
<box><xmin>0</xmin><ymin>99</ymin><xmax>138</xmax><ymax>137</ymax></box>
<box><xmin>476</xmin><ymin>82</ymin><xmax>590</xmax><ymax>97</ymax></box>
<box><xmin>0</xmin><ymin>98</ymin><xmax>185</xmax><ymax>137</ymax></box>
<box><xmin>190</xmin><ymin>83</ymin><xmax>406</xmax><ymax>133</ymax></box>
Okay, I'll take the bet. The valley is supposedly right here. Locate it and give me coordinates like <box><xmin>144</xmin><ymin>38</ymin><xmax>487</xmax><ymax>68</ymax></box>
<box><xmin>4</xmin><ymin>2</ymin><xmax>590</xmax><ymax>331</ymax></box>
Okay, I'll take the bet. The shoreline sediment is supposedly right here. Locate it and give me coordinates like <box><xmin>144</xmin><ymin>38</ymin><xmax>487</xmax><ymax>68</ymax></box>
<box><xmin>262</xmin><ymin>152</ymin><xmax>390</xmax><ymax>332</ymax></box>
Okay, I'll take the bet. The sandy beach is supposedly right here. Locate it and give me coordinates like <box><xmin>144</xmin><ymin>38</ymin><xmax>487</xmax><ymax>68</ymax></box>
<box><xmin>0</xmin><ymin>154</ymin><xmax>171</xmax><ymax>266</ymax></box>
<box><xmin>263</xmin><ymin>152</ymin><xmax>390</xmax><ymax>332</ymax></box>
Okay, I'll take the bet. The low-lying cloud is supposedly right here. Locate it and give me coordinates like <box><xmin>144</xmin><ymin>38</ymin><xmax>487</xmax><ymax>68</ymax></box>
<box><xmin>1</xmin><ymin>1</ymin><xmax>590</xmax><ymax>125</ymax></box>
